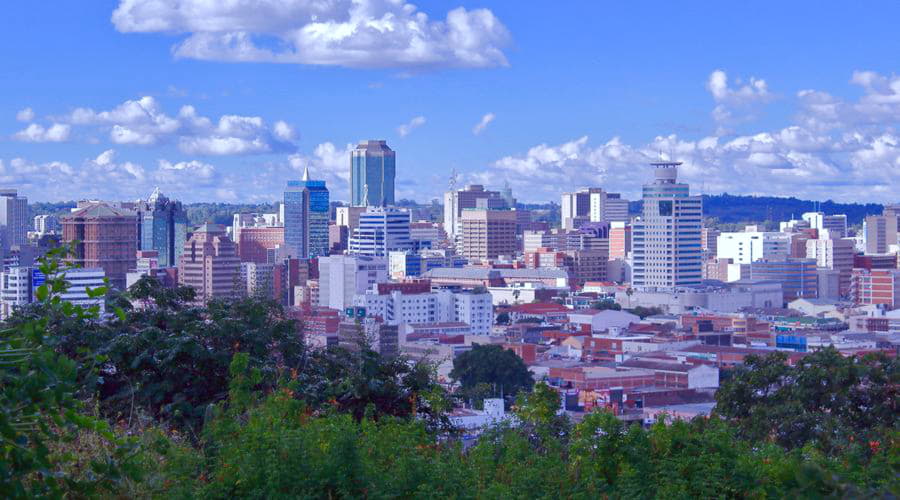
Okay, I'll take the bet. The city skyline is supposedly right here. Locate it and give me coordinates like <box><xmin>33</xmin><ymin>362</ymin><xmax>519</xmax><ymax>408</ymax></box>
<box><xmin>2</xmin><ymin>2</ymin><xmax>899</xmax><ymax>204</ymax></box>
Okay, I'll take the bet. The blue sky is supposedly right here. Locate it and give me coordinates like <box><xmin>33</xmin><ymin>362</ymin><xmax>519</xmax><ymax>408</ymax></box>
<box><xmin>2</xmin><ymin>1</ymin><xmax>899</xmax><ymax>203</ymax></box>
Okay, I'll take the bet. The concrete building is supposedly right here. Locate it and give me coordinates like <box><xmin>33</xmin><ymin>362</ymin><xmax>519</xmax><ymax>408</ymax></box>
<box><xmin>136</xmin><ymin>188</ymin><xmax>188</xmax><ymax>268</ymax></box>
<box><xmin>0</xmin><ymin>266</ymin><xmax>33</xmax><ymax>319</ymax></box>
<box><xmin>178</xmin><ymin>223</ymin><xmax>241</xmax><ymax>303</ymax></box>
<box><xmin>61</xmin><ymin>202</ymin><xmax>137</xmax><ymax>290</ymax></box>
<box><xmin>317</xmin><ymin>255</ymin><xmax>388</xmax><ymax>310</ymax></box>
<box><xmin>609</xmin><ymin>222</ymin><xmax>631</xmax><ymax>259</ymax></box>
<box><xmin>348</xmin><ymin>206</ymin><xmax>413</xmax><ymax>256</ymax></box>
<box><xmin>701</xmin><ymin>228</ymin><xmax>720</xmax><ymax>261</ymax></box>
<box><xmin>632</xmin><ymin>161</ymin><xmax>703</xmax><ymax>288</ymax></box>
<box><xmin>458</xmin><ymin>209</ymin><xmax>517</xmax><ymax>261</ymax></box>
<box><xmin>388</xmin><ymin>250</ymin><xmax>466</xmax><ymax>279</ymax></box>
<box><xmin>750</xmin><ymin>258</ymin><xmax>818</xmax><ymax>303</ymax></box>
<box><xmin>0</xmin><ymin>189</ymin><xmax>28</xmax><ymax>252</ymax></box>
<box><xmin>443</xmin><ymin>184</ymin><xmax>508</xmax><ymax>241</ymax></box>
<box><xmin>238</xmin><ymin>226</ymin><xmax>284</xmax><ymax>263</ymax></box>
<box><xmin>57</xmin><ymin>267</ymin><xmax>107</xmax><ymax>314</ymax></box>
<box><xmin>242</xmin><ymin>261</ymin><xmax>275</xmax><ymax>299</ymax></box>
<box><xmin>355</xmin><ymin>289</ymin><xmax>493</xmax><ymax>335</ymax></box>
<box><xmin>802</xmin><ymin>212</ymin><xmax>848</xmax><ymax>239</ymax></box>
<box><xmin>351</xmin><ymin>140</ymin><xmax>395</xmax><ymax>206</ymax></box>
<box><xmin>864</xmin><ymin>214</ymin><xmax>899</xmax><ymax>254</ymax></box>
<box><xmin>33</xmin><ymin>214</ymin><xmax>60</xmax><ymax>235</ymax></box>
<box><xmin>851</xmin><ymin>269</ymin><xmax>900</xmax><ymax>309</ymax></box>
<box><xmin>716</xmin><ymin>231</ymin><xmax>790</xmax><ymax>264</ymax></box>
<box><xmin>283</xmin><ymin>167</ymin><xmax>329</xmax><ymax>259</ymax></box>
<box><xmin>806</xmin><ymin>237</ymin><xmax>855</xmax><ymax>296</ymax></box>
<box><xmin>328</xmin><ymin>224</ymin><xmax>349</xmax><ymax>254</ymax></box>
<box><xmin>617</xmin><ymin>279</ymin><xmax>782</xmax><ymax>314</ymax></box>
<box><xmin>561</xmin><ymin>188</ymin><xmax>628</xmax><ymax>230</ymax></box>
<box><xmin>335</xmin><ymin>206</ymin><xmax>366</xmax><ymax>232</ymax></box>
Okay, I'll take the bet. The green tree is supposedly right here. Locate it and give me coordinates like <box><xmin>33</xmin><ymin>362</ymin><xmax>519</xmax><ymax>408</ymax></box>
<box><xmin>450</xmin><ymin>344</ymin><xmax>533</xmax><ymax>404</ymax></box>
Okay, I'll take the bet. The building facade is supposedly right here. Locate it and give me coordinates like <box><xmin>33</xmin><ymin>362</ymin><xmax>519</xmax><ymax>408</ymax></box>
<box><xmin>716</xmin><ymin>231</ymin><xmax>790</xmax><ymax>264</ymax></box>
<box><xmin>750</xmin><ymin>258</ymin><xmax>818</xmax><ymax>303</ymax></box>
<box><xmin>0</xmin><ymin>189</ymin><xmax>28</xmax><ymax>252</ymax></box>
<box><xmin>61</xmin><ymin>202</ymin><xmax>138</xmax><ymax>290</ymax></box>
<box><xmin>443</xmin><ymin>184</ymin><xmax>508</xmax><ymax>241</ymax></box>
<box><xmin>851</xmin><ymin>268</ymin><xmax>900</xmax><ymax>309</ymax></box>
<box><xmin>137</xmin><ymin>188</ymin><xmax>188</xmax><ymax>268</ymax></box>
<box><xmin>348</xmin><ymin>206</ymin><xmax>413</xmax><ymax>256</ymax></box>
<box><xmin>283</xmin><ymin>167</ymin><xmax>329</xmax><ymax>259</ymax></box>
<box><xmin>350</xmin><ymin>140</ymin><xmax>395</xmax><ymax>206</ymax></box>
<box><xmin>458</xmin><ymin>208</ymin><xmax>517</xmax><ymax>261</ymax></box>
<box><xmin>178</xmin><ymin>223</ymin><xmax>242</xmax><ymax>303</ymax></box>
<box><xmin>631</xmin><ymin>161</ymin><xmax>703</xmax><ymax>288</ymax></box>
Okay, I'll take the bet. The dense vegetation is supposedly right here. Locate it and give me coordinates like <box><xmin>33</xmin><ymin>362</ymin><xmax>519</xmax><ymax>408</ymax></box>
<box><xmin>2</xmin><ymin>250</ymin><xmax>897</xmax><ymax>497</ymax></box>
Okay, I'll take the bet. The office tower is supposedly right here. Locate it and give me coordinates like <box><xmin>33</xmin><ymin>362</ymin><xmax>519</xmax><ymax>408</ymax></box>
<box><xmin>631</xmin><ymin>161</ymin><xmax>703</xmax><ymax>288</ymax></box>
<box><xmin>283</xmin><ymin>167</ymin><xmax>329</xmax><ymax>259</ymax></box>
<box><xmin>806</xmin><ymin>237</ymin><xmax>855</xmax><ymax>295</ymax></box>
<box><xmin>317</xmin><ymin>254</ymin><xmax>388</xmax><ymax>310</ymax></box>
<box><xmin>701</xmin><ymin>227</ymin><xmax>719</xmax><ymax>260</ymax></box>
<box><xmin>501</xmin><ymin>181</ymin><xmax>516</xmax><ymax>208</ymax></box>
<box><xmin>61</xmin><ymin>202</ymin><xmax>137</xmax><ymax>290</ymax></box>
<box><xmin>851</xmin><ymin>269</ymin><xmax>900</xmax><ymax>309</ymax></box>
<box><xmin>329</xmin><ymin>224</ymin><xmax>349</xmax><ymax>254</ymax></box>
<box><xmin>57</xmin><ymin>268</ymin><xmax>107</xmax><ymax>313</ymax></box>
<box><xmin>0</xmin><ymin>266</ymin><xmax>33</xmax><ymax>319</ymax></box>
<box><xmin>802</xmin><ymin>212</ymin><xmax>848</xmax><ymax>239</ymax></box>
<box><xmin>864</xmin><ymin>214</ymin><xmax>899</xmax><ymax>254</ymax></box>
<box><xmin>232</xmin><ymin>212</ymin><xmax>279</xmax><ymax>244</ymax></box>
<box><xmin>443</xmin><ymin>184</ymin><xmax>508</xmax><ymax>241</ymax></box>
<box><xmin>241</xmin><ymin>261</ymin><xmax>275</xmax><ymax>299</ymax></box>
<box><xmin>348</xmin><ymin>206</ymin><xmax>413</xmax><ymax>256</ymax></box>
<box><xmin>0</xmin><ymin>189</ymin><xmax>28</xmax><ymax>253</ymax></box>
<box><xmin>137</xmin><ymin>188</ymin><xmax>188</xmax><ymax>268</ymax></box>
<box><xmin>750</xmin><ymin>258</ymin><xmax>818</xmax><ymax>303</ymax></box>
<box><xmin>458</xmin><ymin>208</ymin><xmax>517</xmax><ymax>261</ymax></box>
<box><xmin>716</xmin><ymin>231</ymin><xmax>790</xmax><ymax>264</ymax></box>
<box><xmin>33</xmin><ymin>214</ymin><xmax>60</xmax><ymax>235</ymax></box>
<box><xmin>178</xmin><ymin>223</ymin><xmax>241</xmax><ymax>303</ymax></box>
<box><xmin>350</xmin><ymin>140</ymin><xmax>395</xmax><ymax>207</ymax></box>
<box><xmin>561</xmin><ymin>189</ymin><xmax>591</xmax><ymax>230</ymax></box>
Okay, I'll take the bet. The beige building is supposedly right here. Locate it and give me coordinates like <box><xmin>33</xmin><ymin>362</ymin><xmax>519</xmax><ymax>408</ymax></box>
<box><xmin>458</xmin><ymin>209</ymin><xmax>517</xmax><ymax>261</ymax></box>
<box><xmin>178</xmin><ymin>223</ymin><xmax>241</xmax><ymax>303</ymax></box>
<box><xmin>806</xmin><ymin>237</ymin><xmax>855</xmax><ymax>296</ymax></box>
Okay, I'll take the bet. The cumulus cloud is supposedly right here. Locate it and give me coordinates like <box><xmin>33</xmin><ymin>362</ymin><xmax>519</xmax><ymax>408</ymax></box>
<box><xmin>798</xmin><ymin>70</ymin><xmax>900</xmax><ymax>131</ymax></box>
<box><xmin>706</xmin><ymin>69</ymin><xmax>773</xmax><ymax>132</ymax></box>
<box><xmin>16</xmin><ymin>108</ymin><xmax>35</xmax><ymax>122</ymax></box>
<box><xmin>12</xmin><ymin>123</ymin><xmax>71</xmax><ymax>143</ymax></box>
<box><xmin>110</xmin><ymin>0</ymin><xmax>511</xmax><ymax>69</ymax></box>
<box><xmin>472</xmin><ymin>112</ymin><xmax>495</xmax><ymax>135</ymax></box>
<box><xmin>397</xmin><ymin>116</ymin><xmax>426</xmax><ymax>137</ymax></box>
<box><xmin>54</xmin><ymin>96</ymin><xmax>296</xmax><ymax>154</ymax></box>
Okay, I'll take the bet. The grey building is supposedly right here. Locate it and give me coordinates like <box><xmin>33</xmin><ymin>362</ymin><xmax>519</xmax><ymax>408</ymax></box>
<box><xmin>351</xmin><ymin>140</ymin><xmax>395</xmax><ymax>207</ymax></box>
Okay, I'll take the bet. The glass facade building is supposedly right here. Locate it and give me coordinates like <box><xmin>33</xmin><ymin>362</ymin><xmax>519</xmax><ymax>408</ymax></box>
<box><xmin>139</xmin><ymin>188</ymin><xmax>188</xmax><ymax>268</ymax></box>
<box><xmin>284</xmin><ymin>168</ymin><xmax>330</xmax><ymax>259</ymax></box>
<box><xmin>632</xmin><ymin>161</ymin><xmax>703</xmax><ymax>288</ymax></box>
<box><xmin>351</xmin><ymin>140</ymin><xmax>395</xmax><ymax>207</ymax></box>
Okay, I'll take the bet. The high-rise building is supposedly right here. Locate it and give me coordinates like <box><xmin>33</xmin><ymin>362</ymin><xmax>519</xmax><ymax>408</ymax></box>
<box><xmin>443</xmin><ymin>184</ymin><xmax>508</xmax><ymax>241</ymax></box>
<box><xmin>750</xmin><ymin>258</ymin><xmax>818</xmax><ymax>302</ymax></box>
<box><xmin>335</xmin><ymin>206</ymin><xmax>366</xmax><ymax>232</ymax></box>
<box><xmin>283</xmin><ymin>167</ymin><xmax>329</xmax><ymax>259</ymax></box>
<box><xmin>61</xmin><ymin>202</ymin><xmax>138</xmax><ymax>290</ymax></box>
<box><xmin>348</xmin><ymin>206</ymin><xmax>413</xmax><ymax>256</ymax></box>
<box><xmin>350</xmin><ymin>140</ymin><xmax>395</xmax><ymax>206</ymax></box>
<box><xmin>631</xmin><ymin>161</ymin><xmax>703</xmax><ymax>288</ymax></box>
<box><xmin>178</xmin><ymin>223</ymin><xmax>241</xmax><ymax>303</ymax></box>
<box><xmin>716</xmin><ymin>231</ymin><xmax>790</xmax><ymax>264</ymax></box>
<box><xmin>864</xmin><ymin>214</ymin><xmax>899</xmax><ymax>254</ymax></box>
<box><xmin>561</xmin><ymin>188</ymin><xmax>628</xmax><ymax>230</ymax></box>
<box><xmin>609</xmin><ymin>222</ymin><xmax>632</xmax><ymax>259</ymax></box>
<box><xmin>802</xmin><ymin>212</ymin><xmax>848</xmax><ymax>239</ymax></box>
<box><xmin>806</xmin><ymin>237</ymin><xmax>855</xmax><ymax>295</ymax></box>
<box><xmin>458</xmin><ymin>208</ymin><xmax>517</xmax><ymax>261</ymax></box>
<box><xmin>0</xmin><ymin>266</ymin><xmax>33</xmax><ymax>319</ymax></box>
<box><xmin>701</xmin><ymin>227</ymin><xmax>720</xmax><ymax>260</ymax></box>
<box><xmin>0</xmin><ymin>189</ymin><xmax>28</xmax><ymax>252</ymax></box>
<box><xmin>238</xmin><ymin>226</ymin><xmax>284</xmax><ymax>263</ymax></box>
<box><xmin>851</xmin><ymin>268</ymin><xmax>900</xmax><ymax>309</ymax></box>
<box><xmin>137</xmin><ymin>188</ymin><xmax>188</xmax><ymax>268</ymax></box>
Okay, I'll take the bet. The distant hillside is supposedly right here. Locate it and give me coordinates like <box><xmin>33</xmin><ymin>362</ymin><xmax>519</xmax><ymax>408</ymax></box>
<box><xmin>630</xmin><ymin>194</ymin><xmax>884</xmax><ymax>226</ymax></box>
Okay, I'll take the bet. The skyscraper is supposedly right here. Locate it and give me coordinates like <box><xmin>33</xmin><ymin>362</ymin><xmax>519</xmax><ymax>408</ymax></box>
<box><xmin>443</xmin><ymin>184</ymin><xmax>508</xmax><ymax>241</ymax></box>
<box><xmin>351</xmin><ymin>140</ymin><xmax>395</xmax><ymax>207</ymax></box>
<box><xmin>283</xmin><ymin>167</ymin><xmax>329</xmax><ymax>259</ymax></box>
<box><xmin>0</xmin><ymin>189</ymin><xmax>28</xmax><ymax>252</ymax></box>
<box><xmin>458</xmin><ymin>208</ymin><xmax>517</xmax><ymax>261</ymax></box>
<box><xmin>561</xmin><ymin>188</ymin><xmax>628</xmax><ymax>230</ymax></box>
<box><xmin>348</xmin><ymin>206</ymin><xmax>413</xmax><ymax>256</ymax></box>
<box><xmin>631</xmin><ymin>161</ymin><xmax>703</xmax><ymax>288</ymax></box>
<box><xmin>138</xmin><ymin>188</ymin><xmax>188</xmax><ymax>268</ymax></box>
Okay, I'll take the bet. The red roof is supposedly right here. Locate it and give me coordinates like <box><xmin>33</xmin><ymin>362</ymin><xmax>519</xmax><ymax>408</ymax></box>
<box><xmin>509</xmin><ymin>302</ymin><xmax>570</xmax><ymax>314</ymax></box>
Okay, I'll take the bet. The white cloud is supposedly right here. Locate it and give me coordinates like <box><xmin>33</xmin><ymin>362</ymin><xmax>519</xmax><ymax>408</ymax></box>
<box><xmin>397</xmin><ymin>116</ymin><xmax>426</xmax><ymax>137</ymax></box>
<box><xmin>12</xmin><ymin>123</ymin><xmax>71</xmax><ymax>143</ymax></box>
<box><xmin>55</xmin><ymin>96</ymin><xmax>297</xmax><ymax>154</ymax></box>
<box><xmin>706</xmin><ymin>69</ymin><xmax>773</xmax><ymax>132</ymax></box>
<box><xmin>472</xmin><ymin>112</ymin><xmax>495</xmax><ymax>135</ymax></box>
<box><xmin>111</xmin><ymin>0</ymin><xmax>511</xmax><ymax>69</ymax></box>
<box><xmin>798</xmin><ymin>70</ymin><xmax>900</xmax><ymax>131</ymax></box>
<box><xmin>16</xmin><ymin>108</ymin><xmax>35</xmax><ymax>122</ymax></box>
